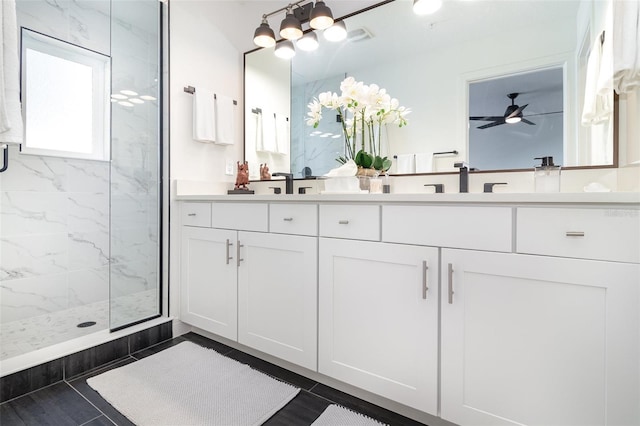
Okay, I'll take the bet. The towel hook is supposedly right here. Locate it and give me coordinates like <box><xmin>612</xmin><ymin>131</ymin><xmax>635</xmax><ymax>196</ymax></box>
<box><xmin>0</xmin><ymin>144</ymin><xmax>9</xmax><ymax>173</ymax></box>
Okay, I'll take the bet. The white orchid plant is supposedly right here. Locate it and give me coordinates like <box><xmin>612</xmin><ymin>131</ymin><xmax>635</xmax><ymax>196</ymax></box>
<box><xmin>306</xmin><ymin>76</ymin><xmax>410</xmax><ymax>171</ymax></box>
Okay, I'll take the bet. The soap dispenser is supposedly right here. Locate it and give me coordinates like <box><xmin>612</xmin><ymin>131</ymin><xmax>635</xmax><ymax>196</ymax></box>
<box><xmin>534</xmin><ymin>156</ymin><xmax>561</xmax><ymax>193</ymax></box>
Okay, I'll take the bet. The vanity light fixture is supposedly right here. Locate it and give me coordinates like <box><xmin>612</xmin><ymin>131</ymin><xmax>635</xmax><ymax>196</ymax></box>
<box><xmin>323</xmin><ymin>20</ymin><xmax>347</xmax><ymax>42</ymax></box>
<box><xmin>413</xmin><ymin>0</ymin><xmax>443</xmax><ymax>15</ymax></box>
<box><xmin>253</xmin><ymin>1</ymin><xmax>337</xmax><ymax>49</ymax></box>
<box><xmin>296</xmin><ymin>31</ymin><xmax>319</xmax><ymax>51</ymax></box>
<box><xmin>274</xmin><ymin>40</ymin><xmax>296</xmax><ymax>59</ymax></box>
<box><xmin>254</xmin><ymin>17</ymin><xmax>276</xmax><ymax>47</ymax></box>
<box><xmin>280</xmin><ymin>7</ymin><xmax>303</xmax><ymax>40</ymax></box>
<box><xmin>309</xmin><ymin>0</ymin><xmax>334</xmax><ymax>30</ymax></box>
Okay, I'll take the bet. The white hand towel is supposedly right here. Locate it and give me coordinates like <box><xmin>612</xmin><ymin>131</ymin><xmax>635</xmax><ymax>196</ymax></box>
<box><xmin>192</xmin><ymin>88</ymin><xmax>216</xmax><ymax>142</ymax></box>
<box><xmin>254</xmin><ymin>110</ymin><xmax>264</xmax><ymax>151</ymax></box>
<box><xmin>395</xmin><ymin>154</ymin><xmax>415</xmax><ymax>174</ymax></box>
<box><xmin>259</xmin><ymin>112</ymin><xmax>277</xmax><ymax>153</ymax></box>
<box><xmin>415</xmin><ymin>152</ymin><xmax>434</xmax><ymax>173</ymax></box>
<box><xmin>275</xmin><ymin>113</ymin><xmax>289</xmax><ymax>155</ymax></box>
<box><xmin>582</xmin><ymin>37</ymin><xmax>613</xmax><ymax>125</ymax></box>
<box><xmin>214</xmin><ymin>94</ymin><xmax>235</xmax><ymax>145</ymax></box>
<box><xmin>0</xmin><ymin>0</ymin><xmax>24</xmax><ymax>144</ymax></box>
<box><xmin>612</xmin><ymin>0</ymin><xmax>640</xmax><ymax>93</ymax></box>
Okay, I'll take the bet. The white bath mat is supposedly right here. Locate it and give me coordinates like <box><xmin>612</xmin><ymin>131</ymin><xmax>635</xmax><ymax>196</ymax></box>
<box><xmin>312</xmin><ymin>404</ymin><xmax>387</xmax><ymax>425</ymax></box>
<box><xmin>87</xmin><ymin>341</ymin><xmax>299</xmax><ymax>426</ymax></box>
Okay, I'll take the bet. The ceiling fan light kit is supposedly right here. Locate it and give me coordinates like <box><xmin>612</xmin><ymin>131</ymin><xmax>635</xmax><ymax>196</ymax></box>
<box><xmin>470</xmin><ymin>92</ymin><xmax>535</xmax><ymax>129</ymax></box>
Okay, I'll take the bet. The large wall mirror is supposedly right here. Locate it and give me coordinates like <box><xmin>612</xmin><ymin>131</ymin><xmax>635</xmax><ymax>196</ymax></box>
<box><xmin>244</xmin><ymin>0</ymin><xmax>615</xmax><ymax>178</ymax></box>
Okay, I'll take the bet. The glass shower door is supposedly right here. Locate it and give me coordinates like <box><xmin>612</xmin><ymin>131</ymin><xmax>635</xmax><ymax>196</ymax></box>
<box><xmin>109</xmin><ymin>0</ymin><xmax>161</xmax><ymax>330</ymax></box>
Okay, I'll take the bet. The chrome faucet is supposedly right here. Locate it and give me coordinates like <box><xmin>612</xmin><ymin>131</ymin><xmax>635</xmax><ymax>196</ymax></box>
<box><xmin>272</xmin><ymin>172</ymin><xmax>294</xmax><ymax>194</ymax></box>
<box><xmin>454</xmin><ymin>162</ymin><xmax>469</xmax><ymax>193</ymax></box>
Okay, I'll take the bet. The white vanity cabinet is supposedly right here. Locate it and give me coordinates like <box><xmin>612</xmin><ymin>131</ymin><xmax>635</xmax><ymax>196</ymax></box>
<box><xmin>180</xmin><ymin>225</ymin><xmax>238</xmax><ymax>340</ymax></box>
<box><xmin>237</xmin><ymin>230</ymin><xmax>317</xmax><ymax>370</ymax></box>
<box><xmin>180</xmin><ymin>201</ymin><xmax>318</xmax><ymax>370</ymax></box>
<box><xmin>439</xmin><ymin>210</ymin><xmax>640</xmax><ymax>426</ymax></box>
<box><xmin>318</xmin><ymin>237</ymin><xmax>439</xmax><ymax>415</ymax></box>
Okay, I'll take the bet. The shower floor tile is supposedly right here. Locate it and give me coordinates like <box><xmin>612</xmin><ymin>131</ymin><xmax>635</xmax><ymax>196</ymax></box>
<box><xmin>0</xmin><ymin>290</ymin><xmax>157</xmax><ymax>361</ymax></box>
<box><xmin>1</xmin><ymin>332</ymin><xmax>428</xmax><ymax>426</ymax></box>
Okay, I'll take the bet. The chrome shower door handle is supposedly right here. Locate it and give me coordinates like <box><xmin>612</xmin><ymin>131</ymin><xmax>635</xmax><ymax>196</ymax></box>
<box><xmin>447</xmin><ymin>263</ymin><xmax>454</xmax><ymax>304</ymax></box>
<box><xmin>422</xmin><ymin>260</ymin><xmax>428</xmax><ymax>299</ymax></box>
<box><xmin>225</xmin><ymin>239</ymin><xmax>233</xmax><ymax>265</ymax></box>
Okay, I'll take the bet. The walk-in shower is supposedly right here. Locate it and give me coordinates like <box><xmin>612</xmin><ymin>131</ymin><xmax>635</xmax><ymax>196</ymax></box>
<box><xmin>0</xmin><ymin>0</ymin><xmax>163</xmax><ymax>364</ymax></box>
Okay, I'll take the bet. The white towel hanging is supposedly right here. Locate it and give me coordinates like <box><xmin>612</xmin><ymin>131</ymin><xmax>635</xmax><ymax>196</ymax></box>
<box><xmin>415</xmin><ymin>152</ymin><xmax>434</xmax><ymax>173</ymax></box>
<box><xmin>192</xmin><ymin>88</ymin><xmax>216</xmax><ymax>142</ymax></box>
<box><xmin>214</xmin><ymin>94</ymin><xmax>235</xmax><ymax>145</ymax></box>
<box><xmin>612</xmin><ymin>0</ymin><xmax>640</xmax><ymax>93</ymax></box>
<box><xmin>275</xmin><ymin>113</ymin><xmax>289</xmax><ymax>155</ymax></box>
<box><xmin>0</xmin><ymin>0</ymin><xmax>24</xmax><ymax>145</ymax></box>
<box><xmin>395</xmin><ymin>154</ymin><xmax>415</xmax><ymax>174</ymax></box>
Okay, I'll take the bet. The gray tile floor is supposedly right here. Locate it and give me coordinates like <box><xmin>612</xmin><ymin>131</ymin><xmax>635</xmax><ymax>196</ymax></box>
<box><xmin>0</xmin><ymin>332</ymin><xmax>427</xmax><ymax>426</ymax></box>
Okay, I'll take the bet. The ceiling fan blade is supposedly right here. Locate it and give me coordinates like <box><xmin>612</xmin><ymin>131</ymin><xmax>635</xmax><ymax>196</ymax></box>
<box><xmin>506</xmin><ymin>103</ymin><xmax>528</xmax><ymax>119</ymax></box>
<box><xmin>521</xmin><ymin>118</ymin><xmax>535</xmax><ymax>125</ymax></box>
<box><xmin>525</xmin><ymin>111</ymin><xmax>563</xmax><ymax>118</ymax></box>
<box><xmin>470</xmin><ymin>116</ymin><xmax>504</xmax><ymax>121</ymax></box>
<box><xmin>477</xmin><ymin>119</ymin><xmax>505</xmax><ymax>129</ymax></box>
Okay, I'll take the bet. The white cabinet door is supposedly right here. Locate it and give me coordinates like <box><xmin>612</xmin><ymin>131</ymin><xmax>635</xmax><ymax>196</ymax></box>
<box><xmin>318</xmin><ymin>238</ymin><xmax>439</xmax><ymax>415</ymax></box>
<box><xmin>441</xmin><ymin>248</ymin><xmax>640</xmax><ymax>426</ymax></box>
<box><xmin>238</xmin><ymin>231</ymin><xmax>318</xmax><ymax>370</ymax></box>
<box><xmin>180</xmin><ymin>227</ymin><xmax>238</xmax><ymax>341</ymax></box>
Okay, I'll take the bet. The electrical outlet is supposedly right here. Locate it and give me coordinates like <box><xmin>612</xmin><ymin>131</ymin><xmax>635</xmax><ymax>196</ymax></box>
<box><xmin>225</xmin><ymin>160</ymin><xmax>234</xmax><ymax>176</ymax></box>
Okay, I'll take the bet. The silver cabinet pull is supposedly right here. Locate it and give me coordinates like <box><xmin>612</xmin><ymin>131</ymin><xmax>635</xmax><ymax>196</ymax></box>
<box><xmin>566</xmin><ymin>231</ymin><xmax>585</xmax><ymax>237</ymax></box>
<box><xmin>225</xmin><ymin>239</ymin><xmax>233</xmax><ymax>265</ymax></box>
<box><xmin>447</xmin><ymin>263</ymin><xmax>454</xmax><ymax>304</ymax></box>
<box><xmin>187</xmin><ymin>213</ymin><xmax>196</xmax><ymax>216</ymax></box>
<box><xmin>283</xmin><ymin>217</ymin><xmax>293</xmax><ymax>221</ymax></box>
<box><xmin>338</xmin><ymin>220</ymin><xmax>349</xmax><ymax>225</ymax></box>
<box><xmin>237</xmin><ymin>240</ymin><xmax>244</xmax><ymax>266</ymax></box>
<box><xmin>422</xmin><ymin>260</ymin><xmax>428</xmax><ymax>299</ymax></box>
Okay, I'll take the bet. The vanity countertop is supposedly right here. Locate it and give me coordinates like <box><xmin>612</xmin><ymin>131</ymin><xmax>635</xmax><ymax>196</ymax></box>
<box><xmin>176</xmin><ymin>192</ymin><xmax>640</xmax><ymax>206</ymax></box>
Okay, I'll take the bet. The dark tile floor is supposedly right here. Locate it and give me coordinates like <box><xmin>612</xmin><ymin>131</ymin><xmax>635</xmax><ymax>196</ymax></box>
<box><xmin>0</xmin><ymin>332</ymin><xmax>427</xmax><ymax>426</ymax></box>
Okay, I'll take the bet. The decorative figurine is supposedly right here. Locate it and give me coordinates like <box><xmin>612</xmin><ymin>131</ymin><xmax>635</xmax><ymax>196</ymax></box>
<box><xmin>234</xmin><ymin>161</ymin><xmax>250</xmax><ymax>190</ymax></box>
<box><xmin>260</xmin><ymin>163</ymin><xmax>271</xmax><ymax>180</ymax></box>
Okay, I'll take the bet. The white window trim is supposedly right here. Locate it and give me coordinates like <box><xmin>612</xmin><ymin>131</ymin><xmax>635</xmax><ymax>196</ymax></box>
<box><xmin>20</xmin><ymin>28</ymin><xmax>111</xmax><ymax>161</ymax></box>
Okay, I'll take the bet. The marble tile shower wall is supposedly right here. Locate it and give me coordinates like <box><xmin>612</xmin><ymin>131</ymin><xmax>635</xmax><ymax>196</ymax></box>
<box><xmin>0</xmin><ymin>146</ymin><xmax>110</xmax><ymax>324</ymax></box>
<box><xmin>0</xmin><ymin>0</ymin><xmax>160</xmax><ymax>330</ymax></box>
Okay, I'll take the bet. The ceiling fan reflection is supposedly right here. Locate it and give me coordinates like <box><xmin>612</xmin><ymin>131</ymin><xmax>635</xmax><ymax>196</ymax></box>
<box><xmin>469</xmin><ymin>92</ymin><xmax>562</xmax><ymax>130</ymax></box>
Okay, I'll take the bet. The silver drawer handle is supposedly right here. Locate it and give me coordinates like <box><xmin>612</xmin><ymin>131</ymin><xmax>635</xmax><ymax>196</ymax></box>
<box><xmin>187</xmin><ymin>213</ymin><xmax>196</xmax><ymax>216</ymax></box>
<box><xmin>283</xmin><ymin>217</ymin><xmax>293</xmax><ymax>221</ymax></box>
<box><xmin>447</xmin><ymin>263</ymin><xmax>454</xmax><ymax>304</ymax></box>
<box><xmin>225</xmin><ymin>239</ymin><xmax>233</xmax><ymax>265</ymax></box>
<box><xmin>566</xmin><ymin>231</ymin><xmax>585</xmax><ymax>237</ymax></box>
<box><xmin>338</xmin><ymin>220</ymin><xmax>349</xmax><ymax>225</ymax></box>
<box><xmin>422</xmin><ymin>260</ymin><xmax>428</xmax><ymax>300</ymax></box>
<box><xmin>237</xmin><ymin>241</ymin><xmax>244</xmax><ymax>267</ymax></box>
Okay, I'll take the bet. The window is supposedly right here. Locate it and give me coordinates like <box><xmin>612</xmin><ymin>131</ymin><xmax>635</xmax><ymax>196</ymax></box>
<box><xmin>20</xmin><ymin>29</ymin><xmax>110</xmax><ymax>161</ymax></box>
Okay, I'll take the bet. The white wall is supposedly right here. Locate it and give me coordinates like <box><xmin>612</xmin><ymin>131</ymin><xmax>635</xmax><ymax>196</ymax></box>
<box><xmin>169</xmin><ymin>0</ymin><xmax>244</xmax><ymax>187</ymax></box>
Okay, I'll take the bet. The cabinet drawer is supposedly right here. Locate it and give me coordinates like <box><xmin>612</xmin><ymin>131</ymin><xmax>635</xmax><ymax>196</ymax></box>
<box><xmin>181</xmin><ymin>202</ymin><xmax>211</xmax><ymax>227</ymax></box>
<box><xmin>320</xmin><ymin>204</ymin><xmax>380</xmax><ymax>241</ymax></box>
<box><xmin>382</xmin><ymin>205</ymin><xmax>513</xmax><ymax>252</ymax></box>
<box><xmin>269</xmin><ymin>203</ymin><xmax>318</xmax><ymax>236</ymax></box>
<box><xmin>211</xmin><ymin>202</ymin><xmax>268</xmax><ymax>232</ymax></box>
<box><xmin>517</xmin><ymin>207</ymin><xmax>640</xmax><ymax>263</ymax></box>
